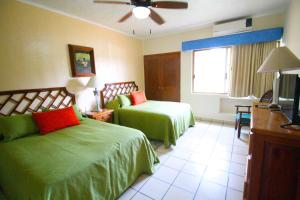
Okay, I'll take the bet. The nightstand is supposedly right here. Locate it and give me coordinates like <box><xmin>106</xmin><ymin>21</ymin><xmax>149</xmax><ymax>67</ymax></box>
<box><xmin>86</xmin><ymin>109</ymin><xmax>114</xmax><ymax>123</ymax></box>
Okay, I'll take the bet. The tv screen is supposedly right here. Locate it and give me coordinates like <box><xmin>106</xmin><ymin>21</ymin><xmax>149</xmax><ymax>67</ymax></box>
<box><xmin>278</xmin><ymin>74</ymin><xmax>300</xmax><ymax>123</ymax></box>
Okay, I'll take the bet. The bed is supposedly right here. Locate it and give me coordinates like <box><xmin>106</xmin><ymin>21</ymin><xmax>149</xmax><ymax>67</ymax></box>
<box><xmin>0</xmin><ymin>87</ymin><xmax>158</xmax><ymax>200</ymax></box>
<box><xmin>100</xmin><ymin>82</ymin><xmax>195</xmax><ymax>146</ymax></box>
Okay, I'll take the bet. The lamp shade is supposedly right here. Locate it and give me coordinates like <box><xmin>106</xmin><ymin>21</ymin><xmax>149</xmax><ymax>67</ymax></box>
<box><xmin>257</xmin><ymin>47</ymin><xmax>300</xmax><ymax>73</ymax></box>
<box><xmin>86</xmin><ymin>76</ymin><xmax>103</xmax><ymax>89</ymax></box>
<box><xmin>133</xmin><ymin>7</ymin><xmax>150</xmax><ymax>19</ymax></box>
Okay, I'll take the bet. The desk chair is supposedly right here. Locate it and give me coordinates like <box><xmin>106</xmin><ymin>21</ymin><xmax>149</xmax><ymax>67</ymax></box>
<box><xmin>235</xmin><ymin>90</ymin><xmax>273</xmax><ymax>138</ymax></box>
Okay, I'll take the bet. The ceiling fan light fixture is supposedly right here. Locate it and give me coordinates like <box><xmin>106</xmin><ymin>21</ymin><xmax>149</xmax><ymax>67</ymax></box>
<box><xmin>132</xmin><ymin>6</ymin><xmax>150</xmax><ymax>19</ymax></box>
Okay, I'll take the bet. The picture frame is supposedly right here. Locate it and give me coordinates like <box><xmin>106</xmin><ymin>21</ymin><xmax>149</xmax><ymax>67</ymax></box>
<box><xmin>68</xmin><ymin>44</ymin><xmax>96</xmax><ymax>77</ymax></box>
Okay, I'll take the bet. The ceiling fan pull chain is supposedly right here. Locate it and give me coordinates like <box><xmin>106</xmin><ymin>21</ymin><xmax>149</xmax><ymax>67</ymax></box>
<box><xmin>131</xmin><ymin>8</ymin><xmax>135</xmax><ymax>35</ymax></box>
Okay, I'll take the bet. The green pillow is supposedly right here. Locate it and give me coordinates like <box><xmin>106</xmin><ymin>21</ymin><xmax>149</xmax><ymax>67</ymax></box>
<box><xmin>117</xmin><ymin>94</ymin><xmax>131</xmax><ymax>107</ymax></box>
<box><xmin>105</xmin><ymin>99</ymin><xmax>121</xmax><ymax>110</ymax></box>
<box><xmin>72</xmin><ymin>105</ymin><xmax>83</xmax><ymax>121</ymax></box>
<box><xmin>42</xmin><ymin>105</ymin><xmax>83</xmax><ymax>121</ymax></box>
<box><xmin>0</xmin><ymin>114</ymin><xmax>39</xmax><ymax>142</ymax></box>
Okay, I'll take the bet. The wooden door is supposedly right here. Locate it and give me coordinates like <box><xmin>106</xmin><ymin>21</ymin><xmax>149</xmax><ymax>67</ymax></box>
<box><xmin>144</xmin><ymin>56</ymin><xmax>161</xmax><ymax>100</ymax></box>
<box><xmin>144</xmin><ymin>52</ymin><xmax>180</xmax><ymax>102</ymax></box>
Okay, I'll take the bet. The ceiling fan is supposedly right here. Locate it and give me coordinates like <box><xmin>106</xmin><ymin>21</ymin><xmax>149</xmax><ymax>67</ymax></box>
<box><xmin>93</xmin><ymin>0</ymin><xmax>188</xmax><ymax>25</ymax></box>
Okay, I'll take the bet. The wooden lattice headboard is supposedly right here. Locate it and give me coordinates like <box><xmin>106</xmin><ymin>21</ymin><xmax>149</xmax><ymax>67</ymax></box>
<box><xmin>100</xmin><ymin>81</ymin><xmax>138</xmax><ymax>106</ymax></box>
<box><xmin>0</xmin><ymin>87</ymin><xmax>75</xmax><ymax>116</ymax></box>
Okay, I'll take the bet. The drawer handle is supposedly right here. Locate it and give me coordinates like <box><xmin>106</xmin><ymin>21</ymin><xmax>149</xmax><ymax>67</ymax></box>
<box><xmin>248</xmin><ymin>154</ymin><xmax>252</xmax><ymax>160</ymax></box>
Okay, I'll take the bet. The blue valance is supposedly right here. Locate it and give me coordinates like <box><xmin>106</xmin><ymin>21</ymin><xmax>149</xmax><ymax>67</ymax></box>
<box><xmin>181</xmin><ymin>27</ymin><xmax>283</xmax><ymax>51</ymax></box>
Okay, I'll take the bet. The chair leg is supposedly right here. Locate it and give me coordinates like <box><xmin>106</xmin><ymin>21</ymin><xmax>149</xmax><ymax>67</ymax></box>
<box><xmin>238</xmin><ymin>124</ymin><xmax>241</xmax><ymax>138</ymax></box>
<box><xmin>235</xmin><ymin>120</ymin><xmax>238</xmax><ymax>130</ymax></box>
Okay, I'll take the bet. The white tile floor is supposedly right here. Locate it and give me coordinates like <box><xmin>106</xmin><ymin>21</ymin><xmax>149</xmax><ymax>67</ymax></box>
<box><xmin>118</xmin><ymin>121</ymin><xmax>249</xmax><ymax>200</ymax></box>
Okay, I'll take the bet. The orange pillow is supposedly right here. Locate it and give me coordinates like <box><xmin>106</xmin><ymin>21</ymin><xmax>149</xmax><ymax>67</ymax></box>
<box><xmin>32</xmin><ymin>107</ymin><xmax>80</xmax><ymax>135</ymax></box>
<box><xmin>131</xmin><ymin>90</ymin><xmax>147</xmax><ymax>105</ymax></box>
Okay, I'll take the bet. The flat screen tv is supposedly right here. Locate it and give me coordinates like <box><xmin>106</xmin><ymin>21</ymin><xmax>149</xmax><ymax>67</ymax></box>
<box><xmin>278</xmin><ymin>73</ymin><xmax>300</xmax><ymax>126</ymax></box>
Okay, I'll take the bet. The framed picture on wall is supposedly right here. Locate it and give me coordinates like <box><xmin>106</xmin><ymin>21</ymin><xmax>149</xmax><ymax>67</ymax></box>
<box><xmin>68</xmin><ymin>44</ymin><xmax>96</xmax><ymax>77</ymax></box>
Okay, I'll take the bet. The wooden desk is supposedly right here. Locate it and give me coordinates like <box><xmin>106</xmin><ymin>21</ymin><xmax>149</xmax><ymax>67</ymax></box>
<box><xmin>244</xmin><ymin>103</ymin><xmax>300</xmax><ymax>200</ymax></box>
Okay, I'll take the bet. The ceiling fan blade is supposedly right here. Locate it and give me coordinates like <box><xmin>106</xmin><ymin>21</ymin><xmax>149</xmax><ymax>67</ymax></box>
<box><xmin>93</xmin><ymin>0</ymin><xmax>131</xmax><ymax>5</ymax></box>
<box><xmin>151</xmin><ymin>1</ymin><xmax>188</xmax><ymax>9</ymax></box>
<box><xmin>149</xmin><ymin>8</ymin><xmax>165</xmax><ymax>25</ymax></box>
<box><xmin>118</xmin><ymin>11</ymin><xmax>133</xmax><ymax>22</ymax></box>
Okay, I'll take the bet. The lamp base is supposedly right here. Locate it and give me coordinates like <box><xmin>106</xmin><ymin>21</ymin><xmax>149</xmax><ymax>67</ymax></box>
<box><xmin>93</xmin><ymin>88</ymin><xmax>102</xmax><ymax>112</ymax></box>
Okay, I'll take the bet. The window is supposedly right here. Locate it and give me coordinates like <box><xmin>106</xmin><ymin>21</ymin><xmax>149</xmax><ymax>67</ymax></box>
<box><xmin>193</xmin><ymin>47</ymin><xmax>231</xmax><ymax>93</ymax></box>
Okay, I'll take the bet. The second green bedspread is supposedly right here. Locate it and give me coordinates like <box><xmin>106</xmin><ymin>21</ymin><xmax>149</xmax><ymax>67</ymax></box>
<box><xmin>114</xmin><ymin>100</ymin><xmax>195</xmax><ymax>146</ymax></box>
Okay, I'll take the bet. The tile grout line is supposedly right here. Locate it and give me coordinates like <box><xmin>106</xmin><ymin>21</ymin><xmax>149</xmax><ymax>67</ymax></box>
<box><xmin>159</xmin><ymin>164</ymin><xmax>186</xmax><ymax>200</ymax></box>
<box><xmin>191</xmin><ymin>121</ymin><xmax>212</xmax><ymax>200</ymax></box>
<box><xmin>165</xmin><ymin>121</ymin><xmax>213</xmax><ymax>199</ymax></box>
<box><xmin>157</xmin><ymin>160</ymin><xmax>244</xmax><ymax>194</ymax></box>
<box><xmin>127</xmin><ymin>121</ymin><xmax>246</xmax><ymax>200</ymax></box>
<box><xmin>210</xmin><ymin>122</ymin><xmax>231</xmax><ymax>194</ymax></box>
<box><xmin>225</xmin><ymin>124</ymin><xmax>237</xmax><ymax>200</ymax></box>
<box><xmin>159</xmin><ymin>121</ymin><xmax>213</xmax><ymax>200</ymax></box>
<box><xmin>136</xmin><ymin>140</ymin><xmax>196</xmax><ymax>200</ymax></box>
<box><xmin>192</xmin><ymin>121</ymin><xmax>224</xmax><ymax>200</ymax></box>
<box><xmin>129</xmin><ymin>175</ymin><xmax>154</xmax><ymax>200</ymax></box>
<box><xmin>155</xmin><ymin>123</ymin><xmax>211</xmax><ymax>200</ymax></box>
<box><xmin>139</xmin><ymin>156</ymin><xmax>186</xmax><ymax>199</ymax></box>
<box><xmin>226</xmin><ymin>124</ymin><xmax>250</xmax><ymax>198</ymax></box>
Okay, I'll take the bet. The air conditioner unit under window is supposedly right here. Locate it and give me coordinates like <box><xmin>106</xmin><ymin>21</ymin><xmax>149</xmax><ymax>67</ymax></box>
<box><xmin>213</xmin><ymin>18</ymin><xmax>253</xmax><ymax>37</ymax></box>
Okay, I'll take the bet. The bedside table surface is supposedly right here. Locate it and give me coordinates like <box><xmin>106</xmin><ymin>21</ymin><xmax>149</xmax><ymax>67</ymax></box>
<box><xmin>86</xmin><ymin>109</ymin><xmax>113</xmax><ymax>116</ymax></box>
<box><xmin>85</xmin><ymin>109</ymin><xmax>114</xmax><ymax>123</ymax></box>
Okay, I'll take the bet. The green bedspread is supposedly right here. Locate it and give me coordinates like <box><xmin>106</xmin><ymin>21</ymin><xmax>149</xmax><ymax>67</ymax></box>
<box><xmin>114</xmin><ymin>100</ymin><xmax>195</xmax><ymax>146</ymax></box>
<box><xmin>0</xmin><ymin>119</ymin><xmax>158</xmax><ymax>200</ymax></box>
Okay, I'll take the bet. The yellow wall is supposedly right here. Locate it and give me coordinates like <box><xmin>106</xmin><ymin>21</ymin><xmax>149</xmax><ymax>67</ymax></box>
<box><xmin>284</xmin><ymin>0</ymin><xmax>300</xmax><ymax>58</ymax></box>
<box><xmin>0</xmin><ymin>0</ymin><xmax>144</xmax><ymax>111</ymax></box>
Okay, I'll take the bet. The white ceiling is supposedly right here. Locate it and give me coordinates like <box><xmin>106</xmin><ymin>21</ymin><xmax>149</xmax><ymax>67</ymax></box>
<box><xmin>20</xmin><ymin>0</ymin><xmax>290</xmax><ymax>38</ymax></box>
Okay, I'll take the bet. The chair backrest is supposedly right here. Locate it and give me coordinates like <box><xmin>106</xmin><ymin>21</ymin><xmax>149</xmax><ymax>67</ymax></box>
<box><xmin>259</xmin><ymin>90</ymin><xmax>273</xmax><ymax>103</ymax></box>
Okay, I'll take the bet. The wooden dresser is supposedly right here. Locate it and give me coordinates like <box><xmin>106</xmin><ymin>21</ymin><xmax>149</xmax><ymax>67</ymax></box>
<box><xmin>244</xmin><ymin>103</ymin><xmax>300</xmax><ymax>200</ymax></box>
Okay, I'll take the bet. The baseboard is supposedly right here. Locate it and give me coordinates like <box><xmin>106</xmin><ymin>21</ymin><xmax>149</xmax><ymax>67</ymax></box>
<box><xmin>195</xmin><ymin>117</ymin><xmax>235</xmax><ymax>125</ymax></box>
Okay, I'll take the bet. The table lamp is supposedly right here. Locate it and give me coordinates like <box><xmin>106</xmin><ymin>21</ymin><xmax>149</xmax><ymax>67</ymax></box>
<box><xmin>257</xmin><ymin>46</ymin><xmax>300</xmax><ymax>107</ymax></box>
<box><xmin>86</xmin><ymin>76</ymin><xmax>103</xmax><ymax>112</ymax></box>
